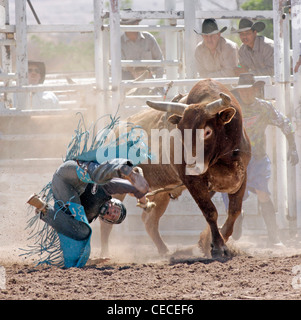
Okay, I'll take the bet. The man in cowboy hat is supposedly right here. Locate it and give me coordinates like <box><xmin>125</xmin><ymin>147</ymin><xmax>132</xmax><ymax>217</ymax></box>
<box><xmin>194</xmin><ymin>18</ymin><xmax>239</xmax><ymax>78</ymax></box>
<box><xmin>232</xmin><ymin>18</ymin><xmax>274</xmax><ymax>76</ymax></box>
<box><xmin>120</xmin><ymin>18</ymin><xmax>164</xmax><ymax>80</ymax></box>
<box><xmin>222</xmin><ymin>73</ymin><xmax>298</xmax><ymax>246</ymax></box>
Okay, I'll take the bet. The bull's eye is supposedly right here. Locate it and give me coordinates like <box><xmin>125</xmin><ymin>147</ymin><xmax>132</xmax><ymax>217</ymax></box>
<box><xmin>204</xmin><ymin>126</ymin><xmax>213</xmax><ymax>140</ymax></box>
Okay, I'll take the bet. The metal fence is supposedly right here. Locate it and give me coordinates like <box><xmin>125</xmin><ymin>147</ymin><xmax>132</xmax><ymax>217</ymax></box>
<box><xmin>1</xmin><ymin>0</ymin><xmax>301</xmax><ymax>238</ymax></box>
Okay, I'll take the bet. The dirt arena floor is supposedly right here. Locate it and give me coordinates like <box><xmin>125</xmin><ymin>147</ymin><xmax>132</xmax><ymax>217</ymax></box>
<box><xmin>1</xmin><ymin>165</ymin><xmax>301</xmax><ymax>301</ymax></box>
<box><xmin>1</xmin><ymin>238</ymin><xmax>301</xmax><ymax>300</ymax></box>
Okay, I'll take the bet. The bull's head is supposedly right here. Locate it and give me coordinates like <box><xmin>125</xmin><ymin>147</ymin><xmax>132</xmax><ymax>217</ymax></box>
<box><xmin>146</xmin><ymin>93</ymin><xmax>236</xmax><ymax>175</ymax></box>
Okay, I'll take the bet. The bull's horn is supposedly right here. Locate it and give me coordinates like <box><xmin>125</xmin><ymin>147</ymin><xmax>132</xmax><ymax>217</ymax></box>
<box><xmin>146</xmin><ymin>100</ymin><xmax>187</xmax><ymax>115</ymax></box>
<box><xmin>220</xmin><ymin>92</ymin><xmax>231</xmax><ymax>105</ymax></box>
<box><xmin>206</xmin><ymin>92</ymin><xmax>232</xmax><ymax>115</ymax></box>
<box><xmin>171</xmin><ymin>93</ymin><xmax>188</xmax><ymax>104</ymax></box>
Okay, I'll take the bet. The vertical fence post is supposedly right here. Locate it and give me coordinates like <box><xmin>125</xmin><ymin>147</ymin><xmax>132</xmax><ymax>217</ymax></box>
<box><xmin>164</xmin><ymin>0</ymin><xmax>178</xmax><ymax>98</ymax></box>
<box><xmin>291</xmin><ymin>0</ymin><xmax>301</xmax><ymax>231</ymax></box>
<box><xmin>0</xmin><ymin>0</ymin><xmax>13</xmax><ymax>109</ymax></box>
<box><xmin>0</xmin><ymin>0</ymin><xmax>11</xmax><ymax>73</ymax></box>
<box><xmin>15</xmin><ymin>0</ymin><xmax>28</xmax><ymax>109</ymax></box>
<box><xmin>184</xmin><ymin>0</ymin><xmax>197</xmax><ymax>80</ymax></box>
<box><xmin>109</xmin><ymin>0</ymin><xmax>121</xmax><ymax>117</ymax></box>
<box><xmin>94</xmin><ymin>0</ymin><xmax>110</xmax><ymax>122</ymax></box>
<box><xmin>273</xmin><ymin>0</ymin><xmax>289</xmax><ymax>228</ymax></box>
<box><xmin>283</xmin><ymin>11</ymin><xmax>297</xmax><ymax>235</ymax></box>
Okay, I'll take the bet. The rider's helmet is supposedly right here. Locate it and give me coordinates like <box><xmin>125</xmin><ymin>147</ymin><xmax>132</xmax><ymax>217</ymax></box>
<box><xmin>98</xmin><ymin>198</ymin><xmax>127</xmax><ymax>224</ymax></box>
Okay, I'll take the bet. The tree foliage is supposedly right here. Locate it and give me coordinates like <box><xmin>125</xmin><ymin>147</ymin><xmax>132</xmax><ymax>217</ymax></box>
<box><xmin>28</xmin><ymin>0</ymin><xmax>134</xmax><ymax>73</ymax></box>
<box><xmin>241</xmin><ymin>0</ymin><xmax>274</xmax><ymax>39</ymax></box>
<box><xmin>30</xmin><ymin>34</ymin><xmax>95</xmax><ymax>73</ymax></box>
<box><xmin>241</xmin><ymin>0</ymin><xmax>272</xmax><ymax>10</ymax></box>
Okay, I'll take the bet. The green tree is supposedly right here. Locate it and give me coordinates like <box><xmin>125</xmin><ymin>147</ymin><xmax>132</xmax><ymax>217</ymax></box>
<box><xmin>30</xmin><ymin>34</ymin><xmax>94</xmax><ymax>73</ymax></box>
<box><xmin>241</xmin><ymin>0</ymin><xmax>272</xmax><ymax>10</ymax></box>
<box><xmin>241</xmin><ymin>0</ymin><xmax>274</xmax><ymax>39</ymax></box>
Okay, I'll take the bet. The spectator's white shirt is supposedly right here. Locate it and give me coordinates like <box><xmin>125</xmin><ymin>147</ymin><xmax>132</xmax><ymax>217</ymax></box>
<box><xmin>30</xmin><ymin>91</ymin><xmax>59</xmax><ymax>109</ymax></box>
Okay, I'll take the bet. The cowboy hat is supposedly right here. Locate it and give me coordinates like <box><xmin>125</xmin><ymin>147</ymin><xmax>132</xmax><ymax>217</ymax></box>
<box><xmin>194</xmin><ymin>18</ymin><xmax>227</xmax><ymax>35</ymax></box>
<box><xmin>231</xmin><ymin>18</ymin><xmax>266</xmax><ymax>33</ymax></box>
<box><xmin>120</xmin><ymin>18</ymin><xmax>142</xmax><ymax>25</ymax></box>
<box><xmin>120</xmin><ymin>8</ymin><xmax>142</xmax><ymax>25</ymax></box>
<box><xmin>231</xmin><ymin>73</ymin><xmax>265</xmax><ymax>89</ymax></box>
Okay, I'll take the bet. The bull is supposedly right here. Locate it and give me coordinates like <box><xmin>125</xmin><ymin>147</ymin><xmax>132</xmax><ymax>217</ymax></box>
<box><xmin>96</xmin><ymin>79</ymin><xmax>251</xmax><ymax>258</ymax></box>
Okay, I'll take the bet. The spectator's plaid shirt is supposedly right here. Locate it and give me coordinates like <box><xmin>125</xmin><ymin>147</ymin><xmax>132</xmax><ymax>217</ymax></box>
<box><xmin>236</xmin><ymin>97</ymin><xmax>294</xmax><ymax>159</ymax></box>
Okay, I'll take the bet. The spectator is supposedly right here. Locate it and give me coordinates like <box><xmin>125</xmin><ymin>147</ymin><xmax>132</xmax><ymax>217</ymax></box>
<box><xmin>232</xmin><ymin>18</ymin><xmax>274</xmax><ymax>76</ymax></box>
<box><xmin>194</xmin><ymin>18</ymin><xmax>239</xmax><ymax>78</ymax></box>
<box><xmin>222</xmin><ymin>73</ymin><xmax>299</xmax><ymax>246</ymax></box>
<box><xmin>27</xmin><ymin>60</ymin><xmax>59</xmax><ymax>109</ymax></box>
<box><xmin>120</xmin><ymin>19</ymin><xmax>164</xmax><ymax>80</ymax></box>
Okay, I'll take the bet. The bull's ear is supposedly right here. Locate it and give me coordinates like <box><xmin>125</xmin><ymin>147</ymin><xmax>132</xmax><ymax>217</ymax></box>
<box><xmin>168</xmin><ymin>114</ymin><xmax>182</xmax><ymax>124</ymax></box>
<box><xmin>219</xmin><ymin>107</ymin><xmax>236</xmax><ymax>124</ymax></box>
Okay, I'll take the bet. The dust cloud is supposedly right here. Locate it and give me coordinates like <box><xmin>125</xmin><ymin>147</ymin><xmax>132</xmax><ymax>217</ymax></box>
<box><xmin>1</xmin><ymin>100</ymin><xmax>301</xmax><ymax>268</ymax></box>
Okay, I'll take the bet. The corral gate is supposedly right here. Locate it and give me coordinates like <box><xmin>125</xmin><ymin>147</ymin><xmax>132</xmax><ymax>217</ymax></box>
<box><xmin>1</xmin><ymin>0</ymin><xmax>301</xmax><ymax>246</ymax></box>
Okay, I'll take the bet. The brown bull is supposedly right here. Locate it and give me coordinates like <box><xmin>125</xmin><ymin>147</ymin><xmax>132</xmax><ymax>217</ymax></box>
<box><xmin>99</xmin><ymin>79</ymin><xmax>251</xmax><ymax>258</ymax></box>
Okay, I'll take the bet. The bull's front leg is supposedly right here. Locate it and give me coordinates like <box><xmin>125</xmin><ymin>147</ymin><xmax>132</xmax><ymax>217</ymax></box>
<box><xmin>188</xmin><ymin>189</ymin><xmax>229</xmax><ymax>258</ymax></box>
<box><xmin>198</xmin><ymin>201</ymin><xmax>230</xmax><ymax>258</ymax></box>
<box><xmin>180</xmin><ymin>174</ymin><xmax>229</xmax><ymax>258</ymax></box>
<box><xmin>220</xmin><ymin>177</ymin><xmax>246</xmax><ymax>242</ymax></box>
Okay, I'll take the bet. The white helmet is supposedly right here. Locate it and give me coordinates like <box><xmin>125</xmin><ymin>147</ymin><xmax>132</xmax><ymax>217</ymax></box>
<box><xmin>99</xmin><ymin>198</ymin><xmax>127</xmax><ymax>224</ymax></box>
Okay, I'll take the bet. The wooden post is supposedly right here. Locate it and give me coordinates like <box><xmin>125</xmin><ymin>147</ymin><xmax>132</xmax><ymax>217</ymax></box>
<box><xmin>283</xmin><ymin>11</ymin><xmax>297</xmax><ymax>235</ymax></box>
<box><xmin>273</xmin><ymin>0</ymin><xmax>289</xmax><ymax>228</ymax></box>
<box><xmin>0</xmin><ymin>0</ymin><xmax>13</xmax><ymax>109</ymax></box>
<box><xmin>0</xmin><ymin>0</ymin><xmax>10</xmax><ymax>73</ymax></box>
<box><xmin>94</xmin><ymin>0</ymin><xmax>110</xmax><ymax>123</ymax></box>
<box><xmin>164</xmin><ymin>0</ymin><xmax>178</xmax><ymax>98</ymax></box>
<box><xmin>291</xmin><ymin>0</ymin><xmax>301</xmax><ymax>230</ymax></box>
<box><xmin>184</xmin><ymin>0</ymin><xmax>197</xmax><ymax>79</ymax></box>
<box><xmin>15</xmin><ymin>0</ymin><xmax>28</xmax><ymax>109</ymax></box>
<box><xmin>109</xmin><ymin>0</ymin><xmax>121</xmax><ymax>117</ymax></box>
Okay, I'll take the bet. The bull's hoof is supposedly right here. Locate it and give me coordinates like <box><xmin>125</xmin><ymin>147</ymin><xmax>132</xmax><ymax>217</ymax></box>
<box><xmin>100</xmin><ymin>250</ymin><xmax>110</xmax><ymax>259</ymax></box>
<box><xmin>158</xmin><ymin>246</ymin><xmax>169</xmax><ymax>256</ymax></box>
<box><xmin>210</xmin><ymin>244</ymin><xmax>231</xmax><ymax>260</ymax></box>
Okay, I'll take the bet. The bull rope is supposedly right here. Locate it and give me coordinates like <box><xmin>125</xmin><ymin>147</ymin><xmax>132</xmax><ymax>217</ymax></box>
<box><xmin>142</xmin><ymin>148</ymin><xmax>251</xmax><ymax>198</ymax></box>
<box><xmin>145</xmin><ymin>183</ymin><xmax>184</xmax><ymax>197</ymax></box>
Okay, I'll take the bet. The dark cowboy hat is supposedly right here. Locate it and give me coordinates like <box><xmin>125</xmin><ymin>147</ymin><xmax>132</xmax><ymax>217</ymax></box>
<box><xmin>28</xmin><ymin>60</ymin><xmax>46</xmax><ymax>84</ymax></box>
<box><xmin>231</xmin><ymin>73</ymin><xmax>265</xmax><ymax>89</ymax></box>
<box><xmin>232</xmin><ymin>18</ymin><xmax>266</xmax><ymax>33</ymax></box>
<box><xmin>194</xmin><ymin>18</ymin><xmax>227</xmax><ymax>35</ymax></box>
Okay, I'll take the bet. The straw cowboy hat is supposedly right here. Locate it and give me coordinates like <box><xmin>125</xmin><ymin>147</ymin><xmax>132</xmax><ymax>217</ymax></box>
<box><xmin>120</xmin><ymin>18</ymin><xmax>142</xmax><ymax>25</ymax></box>
<box><xmin>194</xmin><ymin>18</ymin><xmax>227</xmax><ymax>35</ymax></box>
<box><xmin>231</xmin><ymin>18</ymin><xmax>266</xmax><ymax>33</ymax></box>
<box><xmin>120</xmin><ymin>8</ymin><xmax>142</xmax><ymax>25</ymax></box>
<box><xmin>231</xmin><ymin>73</ymin><xmax>265</xmax><ymax>90</ymax></box>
